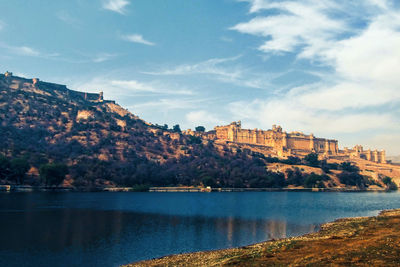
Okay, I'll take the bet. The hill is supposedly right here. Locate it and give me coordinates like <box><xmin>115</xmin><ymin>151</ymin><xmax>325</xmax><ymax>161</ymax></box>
<box><xmin>0</xmin><ymin>72</ymin><xmax>396</xmax><ymax>190</ymax></box>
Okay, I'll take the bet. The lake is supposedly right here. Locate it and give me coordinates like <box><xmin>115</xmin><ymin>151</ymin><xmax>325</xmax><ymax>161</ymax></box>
<box><xmin>0</xmin><ymin>191</ymin><xmax>399</xmax><ymax>266</ymax></box>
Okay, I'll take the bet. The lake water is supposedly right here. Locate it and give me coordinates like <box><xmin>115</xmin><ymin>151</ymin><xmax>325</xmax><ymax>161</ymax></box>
<box><xmin>0</xmin><ymin>191</ymin><xmax>400</xmax><ymax>266</ymax></box>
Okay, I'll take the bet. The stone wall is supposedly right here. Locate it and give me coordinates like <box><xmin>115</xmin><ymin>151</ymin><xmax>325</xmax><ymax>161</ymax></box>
<box><xmin>1</xmin><ymin>71</ymin><xmax>104</xmax><ymax>103</ymax></box>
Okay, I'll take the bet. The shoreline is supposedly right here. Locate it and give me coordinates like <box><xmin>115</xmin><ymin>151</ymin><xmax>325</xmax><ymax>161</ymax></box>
<box><xmin>0</xmin><ymin>185</ymin><xmax>392</xmax><ymax>193</ymax></box>
<box><xmin>126</xmin><ymin>208</ymin><xmax>400</xmax><ymax>266</ymax></box>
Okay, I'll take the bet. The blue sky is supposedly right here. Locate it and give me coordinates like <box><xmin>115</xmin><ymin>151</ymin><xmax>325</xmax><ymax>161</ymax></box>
<box><xmin>1</xmin><ymin>0</ymin><xmax>400</xmax><ymax>155</ymax></box>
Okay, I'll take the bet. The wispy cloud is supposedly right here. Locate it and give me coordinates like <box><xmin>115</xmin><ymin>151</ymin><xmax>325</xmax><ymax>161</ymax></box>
<box><xmin>186</xmin><ymin>110</ymin><xmax>224</xmax><ymax>128</ymax></box>
<box><xmin>143</xmin><ymin>56</ymin><xmax>241</xmax><ymax>76</ymax></box>
<box><xmin>131</xmin><ymin>98</ymin><xmax>205</xmax><ymax>111</ymax></box>
<box><xmin>11</xmin><ymin>46</ymin><xmax>41</xmax><ymax>57</ymax></box>
<box><xmin>121</xmin><ymin>34</ymin><xmax>155</xmax><ymax>46</ymax></box>
<box><xmin>56</xmin><ymin>11</ymin><xmax>82</xmax><ymax>27</ymax></box>
<box><xmin>232</xmin><ymin>0</ymin><xmax>347</xmax><ymax>56</ymax></box>
<box><xmin>220</xmin><ymin>36</ymin><xmax>233</xmax><ymax>42</ymax></box>
<box><xmin>102</xmin><ymin>0</ymin><xmax>130</xmax><ymax>15</ymax></box>
<box><xmin>143</xmin><ymin>55</ymin><xmax>278</xmax><ymax>89</ymax></box>
<box><xmin>0</xmin><ymin>43</ymin><xmax>59</xmax><ymax>58</ymax></box>
<box><xmin>75</xmin><ymin>76</ymin><xmax>194</xmax><ymax>96</ymax></box>
<box><xmin>228</xmin><ymin>97</ymin><xmax>396</xmax><ymax>135</ymax></box>
<box><xmin>92</xmin><ymin>53</ymin><xmax>117</xmax><ymax>63</ymax></box>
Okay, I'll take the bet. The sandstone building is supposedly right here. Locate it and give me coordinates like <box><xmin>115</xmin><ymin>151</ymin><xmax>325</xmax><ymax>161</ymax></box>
<box><xmin>210</xmin><ymin>121</ymin><xmax>386</xmax><ymax>163</ymax></box>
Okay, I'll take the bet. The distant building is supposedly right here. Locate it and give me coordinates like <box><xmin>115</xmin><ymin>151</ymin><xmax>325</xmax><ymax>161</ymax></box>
<box><xmin>212</xmin><ymin>121</ymin><xmax>386</xmax><ymax>163</ymax></box>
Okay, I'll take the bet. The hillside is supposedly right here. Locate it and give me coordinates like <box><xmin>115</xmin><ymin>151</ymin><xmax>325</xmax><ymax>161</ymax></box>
<box><xmin>0</xmin><ymin>73</ymin><xmax>396</xmax><ymax>190</ymax></box>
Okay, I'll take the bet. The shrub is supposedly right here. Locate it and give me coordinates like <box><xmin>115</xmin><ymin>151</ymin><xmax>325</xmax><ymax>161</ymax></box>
<box><xmin>338</xmin><ymin>171</ymin><xmax>365</xmax><ymax>187</ymax></box>
<box><xmin>339</xmin><ymin>162</ymin><xmax>359</xmax><ymax>172</ymax></box>
<box><xmin>195</xmin><ymin>126</ymin><xmax>205</xmax><ymax>132</ymax></box>
<box><xmin>9</xmin><ymin>158</ymin><xmax>30</xmax><ymax>184</ymax></box>
<box><xmin>282</xmin><ymin>156</ymin><xmax>301</xmax><ymax>165</ymax></box>
<box><xmin>382</xmin><ymin>176</ymin><xmax>398</xmax><ymax>190</ymax></box>
<box><xmin>304</xmin><ymin>153</ymin><xmax>319</xmax><ymax>167</ymax></box>
<box><xmin>304</xmin><ymin>173</ymin><xmax>326</xmax><ymax>188</ymax></box>
<box><xmin>39</xmin><ymin>163</ymin><xmax>68</xmax><ymax>186</ymax></box>
<box><xmin>286</xmin><ymin>167</ymin><xmax>304</xmax><ymax>186</ymax></box>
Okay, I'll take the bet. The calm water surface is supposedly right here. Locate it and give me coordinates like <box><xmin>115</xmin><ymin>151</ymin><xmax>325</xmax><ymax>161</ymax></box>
<box><xmin>0</xmin><ymin>191</ymin><xmax>400</xmax><ymax>266</ymax></box>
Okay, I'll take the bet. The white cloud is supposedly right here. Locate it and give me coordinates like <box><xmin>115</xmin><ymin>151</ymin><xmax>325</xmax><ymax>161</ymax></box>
<box><xmin>232</xmin><ymin>1</ymin><xmax>346</xmax><ymax>55</ymax></box>
<box><xmin>0</xmin><ymin>43</ymin><xmax>59</xmax><ymax>59</ymax></box>
<box><xmin>56</xmin><ymin>11</ymin><xmax>82</xmax><ymax>27</ymax></box>
<box><xmin>365</xmin><ymin>133</ymin><xmax>400</xmax><ymax>156</ymax></box>
<box><xmin>131</xmin><ymin>98</ymin><xmax>203</xmax><ymax>111</ymax></box>
<box><xmin>92</xmin><ymin>53</ymin><xmax>117</xmax><ymax>63</ymax></box>
<box><xmin>143</xmin><ymin>55</ymin><xmax>278</xmax><ymax>89</ymax></box>
<box><xmin>220</xmin><ymin>36</ymin><xmax>233</xmax><ymax>42</ymax></box>
<box><xmin>75</xmin><ymin>77</ymin><xmax>193</xmax><ymax>96</ymax></box>
<box><xmin>144</xmin><ymin>56</ymin><xmax>240</xmax><ymax>76</ymax></box>
<box><xmin>121</xmin><ymin>34</ymin><xmax>155</xmax><ymax>46</ymax></box>
<box><xmin>11</xmin><ymin>46</ymin><xmax>41</xmax><ymax>57</ymax></box>
<box><xmin>228</xmin><ymin>98</ymin><xmax>395</xmax><ymax>135</ymax></box>
<box><xmin>186</xmin><ymin>110</ymin><xmax>223</xmax><ymax>128</ymax></box>
<box><xmin>102</xmin><ymin>0</ymin><xmax>130</xmax><ymax>15</ymax></box>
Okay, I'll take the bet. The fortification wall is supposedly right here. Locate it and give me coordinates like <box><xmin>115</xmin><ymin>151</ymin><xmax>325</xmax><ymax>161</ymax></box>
<box><xmin>1</xmin><ymin>71</ymin><xmax>104</xmax><ymax>103</ymax></box>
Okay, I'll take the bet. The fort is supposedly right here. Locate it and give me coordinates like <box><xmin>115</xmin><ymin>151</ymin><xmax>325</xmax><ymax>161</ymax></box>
<box><xmin>0</xmin><ymin>71</ymin><xmax>108</xmax><ymax>103</ymax></box>
<box><xmin>187</xmin><ymin>121</ymin><xmax>386</xmax><ymax>164</ymax></box>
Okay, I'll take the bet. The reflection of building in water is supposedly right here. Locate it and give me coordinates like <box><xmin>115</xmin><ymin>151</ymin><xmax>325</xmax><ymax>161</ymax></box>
<box><xmin>227</xmin><ymin>216</ymin><xmax>233</xmax><ymax>246</ymax></box>
<box><xmin>265</xmin><ymin>220</ymin><xmax>287</xmax><ymax>240</ymax></box>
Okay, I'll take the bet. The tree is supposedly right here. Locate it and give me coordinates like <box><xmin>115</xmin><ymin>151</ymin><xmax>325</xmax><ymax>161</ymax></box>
<box><xmin>282</xmin><ymin>156</ymin><xmax>301</xmax><ymax>165</ymax></box>
<box><xmin>339</xmin><ymin>162</ymin><xmax>359</xmax><ymax>172</ymax></box>
<box><xmin>304</xmin><ymin>153</ymin><xmax>319</xmax><ymax>167</ymax></box>
<box><xmin>195</xmin><ymin>126</ymin><xmax>206</xmax><ymax>132</ymax></box>
<box><xmin>0</xmin><ymin>155</ymin><xmax>10</xmax><ymax>180</ymax></box>
<box><xmin>202</xmin><ymin>176</ymin><xmax>216</xmax><ymax>187</ymax></box>
<box><xmin>39</xmin><ymin>163</ymin><xmax>68</xmax><ymax>186</ymax></box>
<box><xmin>172</xmin><ymin>124</ymin><xmax>181</xmax><ymax>133</ymax></box>
<box><xmin>9</xmin><ymin>158</ymin><xmax>30</xmax><ymax>184</ymax></box>
<box><xmin>382</xmin><ymin>176</ymin><xmax>398</xmax><ymax>190</ymax></box>
<box><xmin>304</xmin><ymin>173</ymin><xmax>326</xmax><ymax>188</ymax></box>
<box><xmin>338</xmin><ymin>171</ymin><xmax>365</xmax><ymax>187</ymax></box>
<box><xmin>286</xmin><ymin>167</ymin><xmax>304</xmax><ymax>186</ymax></box>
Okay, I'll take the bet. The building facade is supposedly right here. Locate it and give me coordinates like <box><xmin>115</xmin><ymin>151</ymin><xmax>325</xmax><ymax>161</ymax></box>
<box><xmin>213</xmin><ymin>121</ymin><xmax>386</xmax><ymax>163</ymax></box>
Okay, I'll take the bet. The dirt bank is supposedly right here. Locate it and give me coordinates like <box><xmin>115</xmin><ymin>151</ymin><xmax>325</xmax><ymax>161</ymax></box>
<box><xmin>126</xmin><ymin>209</ymin><xmax>400</xmax><ymax>266</ymax></box>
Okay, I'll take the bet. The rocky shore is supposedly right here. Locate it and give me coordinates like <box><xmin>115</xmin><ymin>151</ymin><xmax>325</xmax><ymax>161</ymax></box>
<box><xmin>126</xmin><ymin>209</ymin><xmax>400</xmax><ymax>266</ymax></box>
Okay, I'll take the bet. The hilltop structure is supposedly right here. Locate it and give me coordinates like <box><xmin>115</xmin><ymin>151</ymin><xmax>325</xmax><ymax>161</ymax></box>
<box><xmin>215</xmin><ymin>121</ymin><xmax>338</xmax><ymax>157</ymax></box>
<box><xmin>187</xmin><ymin>121</ymin><xmax>386</xmax><ymax>164</ymax></box>
<box><xmin>0</xmin><ymin>71</ymin><xmax>108</xmax><ymax>104</ymax></box>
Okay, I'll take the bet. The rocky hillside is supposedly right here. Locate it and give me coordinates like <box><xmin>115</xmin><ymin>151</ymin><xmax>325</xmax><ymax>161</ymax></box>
<box><xmin>0</xmin><ymin>73</ymin><xmax>396</xmax><ymax>190</ymax></box>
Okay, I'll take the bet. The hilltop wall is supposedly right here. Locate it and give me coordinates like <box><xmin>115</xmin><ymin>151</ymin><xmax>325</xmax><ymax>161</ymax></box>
<box><xmin>0</xmin><ymin>72</ymin><xmax>105</xmax><ymax>103</ymax></box>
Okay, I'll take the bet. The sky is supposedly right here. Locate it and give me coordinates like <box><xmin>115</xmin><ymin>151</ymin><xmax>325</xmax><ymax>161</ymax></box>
<box><xmin>1</xmin><ymin>0</ymin><xmax>400</xmax><ymax>155</ymax></box>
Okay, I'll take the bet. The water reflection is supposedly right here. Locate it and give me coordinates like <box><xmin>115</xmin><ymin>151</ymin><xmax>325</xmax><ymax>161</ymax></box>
<box><xmin>0</xmin><ymin>207</ymin><xmax>315</xmax><ymax>266</ymax></box>
<box><xmin>0</xmin><ymin>191</ymin><xmax>399</xmax><ymax>267</ymax></box>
